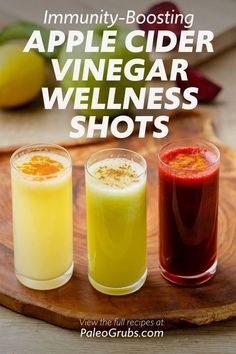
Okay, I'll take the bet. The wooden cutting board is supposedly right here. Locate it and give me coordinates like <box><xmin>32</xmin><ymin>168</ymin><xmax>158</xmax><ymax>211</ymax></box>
<box><xmin>0</xmin><ymin>110</ymin><xmax>235</xmax><ymax>330</ymax></box>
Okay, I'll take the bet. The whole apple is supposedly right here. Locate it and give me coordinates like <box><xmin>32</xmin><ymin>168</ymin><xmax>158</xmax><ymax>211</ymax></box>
<box><xmin>59</xmin><ymin>25</ymin><xmax>151</xmax><ymax>117</ymax></box>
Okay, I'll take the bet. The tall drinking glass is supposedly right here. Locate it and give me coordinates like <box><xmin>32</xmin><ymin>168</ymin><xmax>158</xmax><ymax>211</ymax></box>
<box><xmin>11</xmin><ymin>144</ymin><xmax>73</xmax><ymax>290</ymax></box>
<box><xmin>158</xmin><ymin>139</ymin><xmax>220</xmax><ymax>286</ymax></box>
<box><xmin>85</xmin><ymin>148</ymin><xmax>147</xmax><ymax>295</ymax></box>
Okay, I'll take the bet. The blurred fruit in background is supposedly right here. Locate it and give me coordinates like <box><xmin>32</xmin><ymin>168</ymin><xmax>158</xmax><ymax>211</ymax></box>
<box><xmin>0</xmin><ymin>21</ymin><xmax>57</xmax><ymax>59</ymax></box>
<box><xmin>0</xmin><ymin>43</ymin><xmax>45</xmax><ymax>108</ymax></box>
<box><xmin>59</xmin><ymin>25</ymin><xmax>151</xmax><ymax>118</ymax></box>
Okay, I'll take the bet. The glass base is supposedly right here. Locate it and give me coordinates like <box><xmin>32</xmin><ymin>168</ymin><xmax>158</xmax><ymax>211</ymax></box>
<box><xmin>88</xmin><ymin>269</ymin><xmax>147</xmax><ymax>296</ymax></box>
<box><xmin>160</xmin><ymin>260</ymin><xmax>217</xmax><ymax>286</ymax></box>
<box><xmin>16</xmin><ymin>263</ymin><xmax>74</xmax><ymax>290</ymax></box>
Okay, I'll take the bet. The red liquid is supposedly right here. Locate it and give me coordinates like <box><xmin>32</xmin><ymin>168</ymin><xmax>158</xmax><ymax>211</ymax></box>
<box><xmin>158</xmin><ymin>145</ymin><xmax>219</xmax><ymax>285</ymax></box>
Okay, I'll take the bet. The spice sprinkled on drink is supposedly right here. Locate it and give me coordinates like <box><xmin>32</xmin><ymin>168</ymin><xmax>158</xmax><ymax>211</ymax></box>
<box><xmin>92</xmin><ymin>159</ymin><xmax>139</xmax><ymax>189</ymax></box>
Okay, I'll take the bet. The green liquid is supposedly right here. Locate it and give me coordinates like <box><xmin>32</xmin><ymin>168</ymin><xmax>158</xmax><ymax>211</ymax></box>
<box><xmin>86</xmin><ymin>158</ymin><xmax>147</xmax><ymax>294</ymax></box>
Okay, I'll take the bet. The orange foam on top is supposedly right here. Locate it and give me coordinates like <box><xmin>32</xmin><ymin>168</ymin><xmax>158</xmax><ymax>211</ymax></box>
<box><xmin>17</xmin><ymin>155</ymin><xmax>64</xmax><ymax>176</ymax></box>
<box><xmin>163</xmin><ymin>147</ymin><xmax>213</xmax><ymax>171</ymax></box>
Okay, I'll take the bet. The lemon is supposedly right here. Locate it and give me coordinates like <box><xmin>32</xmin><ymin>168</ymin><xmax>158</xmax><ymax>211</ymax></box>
<box><xmin>0</xmin><ymin>43</ymin><xmax>45</xmax><ymax>108</ymax></box>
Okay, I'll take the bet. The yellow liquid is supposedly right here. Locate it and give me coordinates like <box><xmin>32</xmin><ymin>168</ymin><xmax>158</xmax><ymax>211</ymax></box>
<box><xmin>86</xmin><ymin>158</ymin><xmax>146</xmax><ymax>295</ymax></box>
<box><xmin>11</xmin><ymin>152</ymin><xmax>73</xmax><ymax>287</ymax></box>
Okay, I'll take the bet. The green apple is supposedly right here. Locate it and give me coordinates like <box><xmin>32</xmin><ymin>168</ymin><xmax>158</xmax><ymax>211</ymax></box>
<box><xmin>59</xmin><ymin>25</ymin><xmax>151</xmax><ymax>117</ymax></box>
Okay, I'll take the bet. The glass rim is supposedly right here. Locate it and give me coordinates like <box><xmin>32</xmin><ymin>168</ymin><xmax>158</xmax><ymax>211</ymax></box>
<box><xmin>10</xmin><ymin>143</ymin><xmax>72</xmax><ymax>178</ymax></box>
<box><xmin>85</xmin><ymin>147</ymin><xmax>147</xmax><ymax>180</ymax></box>
<box><xmin>158</xmin><ymin>138</ymin><xmax>220</xmax><ymax>172</ymax></box>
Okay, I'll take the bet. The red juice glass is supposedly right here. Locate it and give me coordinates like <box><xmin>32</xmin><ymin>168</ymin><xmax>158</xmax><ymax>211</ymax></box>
<box><xmin>158</xmin><ymin>139</ymin><xmax>220</xmax><ymax>286</ymax></box>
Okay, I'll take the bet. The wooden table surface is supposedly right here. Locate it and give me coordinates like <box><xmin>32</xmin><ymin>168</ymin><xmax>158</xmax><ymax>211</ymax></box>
<box><xmin>0</xmin><ymin>306</ymin><xmax>235</xmax><ymax>354</ymax></box>
<box><xmin>0</xmin><ymin>0</ymin><xmax>236</xmax><ymax>353</ymax></box>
